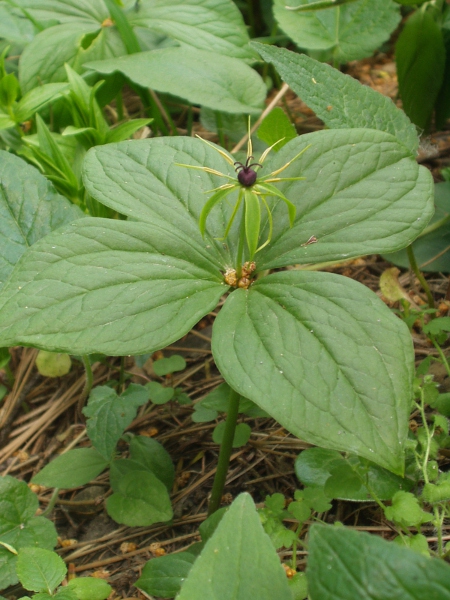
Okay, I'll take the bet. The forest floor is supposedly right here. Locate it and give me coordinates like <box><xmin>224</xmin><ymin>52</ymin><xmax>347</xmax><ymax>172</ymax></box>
<box><xmin>1</xmin><ymin>51</ymin><xmax>450</xmax><ymax>599</ymax></box>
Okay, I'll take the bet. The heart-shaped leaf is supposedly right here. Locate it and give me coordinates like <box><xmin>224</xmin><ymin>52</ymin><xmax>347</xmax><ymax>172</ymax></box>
<box><xmin>212</xmin><ymin>271</ymin><xmax>412</xmax><ymax>473</ymax></box>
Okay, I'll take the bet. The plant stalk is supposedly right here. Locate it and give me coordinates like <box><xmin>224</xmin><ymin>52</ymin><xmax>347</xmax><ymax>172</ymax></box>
<box><xmin>406</xmin><ymin>244</ymin><xmax>435</xmax><ymax>310</ymax></box>
<box><xmin>77</xmin><ymin>355</ymin><xmax>93</xmax><ymax>416</ymax></box>
<box><xmin>208</xmin><ymin>387</ymin><xmax>240</xmax><ymax>515</ymax></box>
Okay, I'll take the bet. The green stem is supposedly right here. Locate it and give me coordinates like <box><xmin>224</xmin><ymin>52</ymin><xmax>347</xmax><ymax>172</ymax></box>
<box><xmin>208</xmin><ymin>387</ymin><xmax>240</xmax><ymax>515</ymax></box>
<box><xmin>430</xmin><ymin>336</ymin><xmax>450</xmax><ymax>379</ymax></box>
<box><xmin>40</xmin><ymin>488</ymin><xmax>60</xmax><ymax>517</ymax></box>
<box><xmin>78</xmin><ymin>355</ymin><xmax>94</xmax><ymax>415</ymax></box>
<box><xmin>406</xmin><ymin>244</ymin><xmax>435</xmax><ymax>310</ymax></box>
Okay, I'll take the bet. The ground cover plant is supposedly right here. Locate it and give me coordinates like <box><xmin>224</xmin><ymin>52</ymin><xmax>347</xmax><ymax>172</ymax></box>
<box><xmin>1</xmin><ymin>1</ymin><xmax>450</xmax><ymax>598</ymax></box>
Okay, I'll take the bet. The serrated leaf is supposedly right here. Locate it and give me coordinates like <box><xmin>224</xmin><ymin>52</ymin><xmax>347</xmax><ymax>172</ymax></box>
<box><xmin>384</xmin><ymin>182</ymin><xmax>450</xmax><ymax>273</ymax></box>
<box><xmin>0</xmin><ymin>475</ymin><xmax>39</xmax><ymax>536</ymax></box>
<box><xmin>136</xmin><ymin>552</ymin><xmax>196</xmax><ymax>599</ymax></box>
<box><xmin>35</xmin><ymin>350</ymin><xmax>71</xmax><ymax>377</ymax></box>
<box><xmin>396</xmin><ymin>10</ymin><xmax>445</xmax><ymax>131</ymax></box>
<box><xmin>106</xmin><ymin>470</ymin><xmax>173</xmax><ymax>527</ymax></box>
<box><xmin>176</xmin><ymin>493</ymin><xmax>292</xmax><ymax>600</ymax></box>
<box><xmin>67</xmin><ymin>576</ymin><xmax>112</xmax><ymax>600</ymax></box>
<box><xmin>32</xmin><ymin>448</ymin><xmax>108</xmax><ymax>488</ymax></box>
<box><xmin>0</xmin><ymin>150</ymin><xmax>83</xmax><ymax>291</ymax></box>
<box><xmin>252</xmin><ymin>43</ymin><xmax>418</xmax><ymax>154</ymax></box>
<box><xmin>129</xmin><ymin>435</ymin><xmax>175</xmax><ymax>490</ymax></box>
<box><xmin>273</xmin><ymin>0</ymin><xmax>400</xmax><ymax>64</ymax></box>
<box><xmin>83</xmin><ymin>385</ymin><xmax>149</xmax><ymax>460</ymax></box>
<box><xmin>212</xmin><ymin>271</ymin><xmax>413</xmax><ymax>473</ymax></box>
<box><xmin>256</xmin><ymin>130</ymin><xmax>432</xmax><ymax>269</ymax></box>
<box><xmin>16</xmin><ymin>547</ymin><xmax>66</xmax><ymax>594</ymax></box>
<box><xmin>0</xmin><ymin>218</ymin><xmax>224</xmax><ymax>355</ymax></box>
<box><xmin>85</xmin><ymin>46</ymin><xmax>265</xmax><ymax>115</ymax></box>
<box><xmin>307</xmin><ymin>524</ymin><xmax>450</xmax><ymax>600</ymax></box>
<box><xmin>127</xmin><ymin>0</ymin><xmax>255</xmax><ymax>60</ymax></box>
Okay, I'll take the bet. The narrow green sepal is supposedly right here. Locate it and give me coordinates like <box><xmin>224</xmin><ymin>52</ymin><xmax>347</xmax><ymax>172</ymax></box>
<box><xmin>244</xmin><ymin>190</ymin><xmax>261</xmax><ymax>259</ymax></box>
<box><xmin>199</xmin><ymin>186</ymin><xmax>237</xmax><ymax>236</ymax></box>
<box><xmin>255</xmin><ymin>182</ymin><xmax>296</xmax><ymax>226</ymax></box>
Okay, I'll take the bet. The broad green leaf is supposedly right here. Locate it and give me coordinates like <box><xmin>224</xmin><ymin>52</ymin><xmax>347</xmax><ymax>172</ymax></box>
<box><xmin>295</xmin><ymin>448</ymin><xmax>413</xmax><ymax>501</ymax></box>
<box><xmin>0</xmin><ymin>218</ymin><xmax>224</xmax><ymax>355</ymax></box>
<box><xmin>15</xmin><ymin>0</ymin><xmax>109</xmax><ymax>23</ymax></box>
<box><xmin>212</xmin><ymin>422</ymin><xmax>251</xmax><ymax>448</ymax></box>
<box><xmin>53</xmin><ymin>590</ymin><xmax>78</xmax><ymax>600</ymax></box>
<box><xmin>176</xmin><ymin>493</ymin><xmax>292</xmax><ymax>600</ymax></box>
<box><xmin>0</xmin><ymin>150</ymin><xmax>83</xmax><ymax>291</ymax></box>
<box><xmin>106</xmin><ymin>470</ymin><xmax>173</xmax><ymax>526</ymax></box>
<box><xmin>136</xmin><ymin>552</ymin><xmax>196</xmax><ymax>598</ymax></box>
<box><xmin>19</xmin><ymin>22</ymin><xmax>125</xmax><ymax>93</ymax></box>
<box><xmin>273</xmin><ymin>0</ymin><xmax>400</xmax><ymax>63</ymax></box>
<box><xmin>85</xmin><ymin>46</ymin><xmax>266</xmax><ymax>114</ymax></box>
<box><xmin>16</xmin><ymin>547</ymin><xmax>66</xmax><ymax>594</ymax></box>
<box><xmin>83</xmin><ymin>384</ymin><xmax>149</xmax><ymax>460</ymax></box>
<box><xmin>257</xmin><ymin>130</ymin><xmax>433</xmax><ymax>269</ymax></box>
<box><xmin>14</xmin><ymin>82</ymin><xmax>69</xmax><ymax>122</ymax></box>
<box><xmin>146</xmin><ymin>382</ymin><xmax>175</xmax><ymax>405</ymax></box>
<box><xmin>396</xmin><ymin>10</ymin><xmax>445</xmax><ymax>131</ymax></box>
<box><xmin>0</xmin><ymin>476</ymin><xmax>58</xmax><ymax>589</ymax></box>
<box><xmin>153</xmin><ymin>354</ymin><xmax>186</xmax><ymax>376</ymax></box>
<box><xmin>32</xmin><ymin>448</ymin><xmax>108</xmax><ymax>488</ymax></box>
<box><xmin>307</xmin><ymin>524</ymin><xmax>450</xmax><ymax>600</ymax></box>
<box><xmin>82</xmin><ymin>137</ymin><xmax>242</xmax><ymax>264</ymax></box>
<box><xmin>384</xmin><ymin>182</ymin><xmax>450</xmax><ymax>272</ymax></box>
<box><xmin>252</xmin><ymin>43</ymin><xmax>418</xmax><ymax>154</ymax></box>
<box><xmin>67</xmin><ymin>576</ymin><xmax>112</xmax><ymax>600</ymax></box>
<box><xmin>257</xmin><ymin>107</ymin><xmax>297</xmax><ymax>150</ymax></box>
<box><xmin>0</xmin><ymin>5</ymin><xmax>35</xmax><ymax>45</ymax></box>
<box><xmin>128</xmin><ymin>0</ymin><xmax>255</xmax><ymax>60</ymax></box>
<box><xmin>129</xmin><ymin>436</ymin><xmax>175</xmax><ymax>490</ymax></box>
<box><xmin>212</xmin><ymin>271</ymin><xmax>413</xmax><ymax>474</ymax></box>
<box><xmin>35</xmin><ymin>350</ymin><xmax>71</xmax><ymax>377</ymax></box>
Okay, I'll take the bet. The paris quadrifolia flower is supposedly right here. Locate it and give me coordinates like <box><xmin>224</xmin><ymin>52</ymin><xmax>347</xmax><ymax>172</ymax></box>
<box><xmin>176</xmin><ymin>123</ymin><xmax>310</xmax><ymax>263</ymax></box>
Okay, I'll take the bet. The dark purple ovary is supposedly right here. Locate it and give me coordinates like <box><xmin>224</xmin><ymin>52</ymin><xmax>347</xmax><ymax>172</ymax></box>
<box><xmin>237</xmin><ymin>167</ymin><xmax>258</xmax><ymax>187</ymax></box>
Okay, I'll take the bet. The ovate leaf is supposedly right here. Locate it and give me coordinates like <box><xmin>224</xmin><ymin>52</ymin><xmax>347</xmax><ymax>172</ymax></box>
<box><xmin>257</xmin><ymin>107</ymin><xmax>297</xmax><ymax>150</ymax></box>
<box><xmin>307</xmin><ymin>524</ymin><xmax>450</xmax><ymax>600</ymax></box>
<box><xmin>136</xmin><ymin>552</ymin><xmax>196</xmax><ymax>599</ymax></box>
<box><xmin>257</xmin><ymin>130</ymin><xmax>433</xmax><ymax>269</ymax></box>
<box><xmin>212</xmin><ymin>271</ymin><xmax>412</xmax><ymax>474</ymax></box>
<box><xmin>176</xmin><ymin>493</ymin><xmax>292</xmax><ymax>600</ymax></box>
<box><xmin>129</xmin><ymin>436</ymin><xmax>175</xmax><ymax>491</ymax></box>
<box><xmin>16</xmin><ymin>548</ymin><xmax>66</xmax><ymax>594</ymax></box>
<box><xmin>0</xmin><ymin>218</ymin><xmax>224</xmax><ymax>355</ymax></box>
<box><xmin>252</xmin><ymin>43</ymin><xmax>418</xmax><ymax>154</ymax></box>
<box><xmin>85</xmin><ymin>46</ymin><xmax>266</xmax><ymax>114</ymax></box>
<box><xmin>32</xmin><ymin>448</ymin><xmax>108</xmax><ymax>488</ymax></box>
<box><xmin>273</xmin><ymin>0</ymin><xmax>400</xmax><ymax>64</ymax></box>
<box><xmin>106</xmin><ymin>470</ymin><xmax>173</xmax><ymax>527</ymax></box>
<box><xmin>0</xmin><ymin>150</ymin><xmax>83</xmax><ymax>291</ymax></box>
<box><xmin>67</xmin><ymin>577</ymin><xmax>112</xmax><ymax>600</ymax></box>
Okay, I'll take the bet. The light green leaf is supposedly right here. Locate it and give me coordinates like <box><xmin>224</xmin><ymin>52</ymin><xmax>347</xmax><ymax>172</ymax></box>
<box><xmin>16</xmin><ymin>547</ymin><xmax>66</xmax><ymax>594</ymax></box>
<box><xmin>53</xmin><ymin>589</ymin><xmax>78</xmax><ymax>600</ymax></box>
<box><xmin>273</xmin><ymin>0</ymin><xmax>400</xmax><ymax>63</ymax></box>
<box><xmin>146</xmin><ymin>382</ymin><xmax>175</xmax><ymax>405</ymax></box>
<box><xmin>257</xmin><ymin>107</ymin><xmax>297</xmax><ymax>150</ymax></box>
<box><xmin>0</xmin><ymin>150</ymin><xmax>83</xmax><ymax>291</ymax></box>
<box><xmin>15</xmin><ymin>0</ymin><xmax>109</xmax><ymax>23</ymax></box>
<box><xmin>35</xmin><ymin>350</ymin><xmax>71</xmax><ymax>377</ymax></box>
<box><xmin>384</xmin><ymin>491</ymin><xmax>431</xmax><ymax>529</ymax></box>
<box><xmin>105</xmin><ymin>118</ymin><xmax>152</xmax><ymax>143</ymax></box>
<box><xmin>85</xmin><ymin>46</ymin><xmax>265</xmax><ymax>114</ymax></box>
<box><xmin>136</xmin><ymin>552</ymin><xmax>196</xmax><ymax>599</ymax></box>
<box><xmin>0</xmin><ymin>5</ymin><xmax>35</xmax><ymax>45</ymax></box>
<box><xmin>67</xmin><ymin>576</ymin><xmax>112</xmax><ymax>600</ymax></box>
<box><xmin>177</xmin><ymin>493</ymin><xmax>292</xmax><ymax>600</ymax></box>
<box><xmin>128</xmin><ymin>0</ymin><xmax>255</xmax><ymax>60</ymax></box>
<box><xmin>212</xmin><ymin>271</ymin><xmax>413</xmax><ymax>474</ymax></box>
<box><xmin>295</xmin><ymin>448</ymin><xmax>413</xmax><ymax>501</ymax></box>
<box><xmin>83</xmin><ymin>384</ymin><xmax>149</xmax><ymax>460</ymax></box>
<box><xmin>307</xmin><ymin>524</ymin><xmax>450</xmax><ymax>600</ymax></box>
<box><xmin>212</xmin><ymin>422</ymin><xmax>251</xmax><ymax>448</ymax></box>
<box><xmin>257</xmin><ymin>130</ymin><xmax>433</xmax><ymax>269</ymax></box>
<box><xmin>129</xmin><ymin>436</ymin><xmax>175</xmax><ymax>491</ymax></box>
<box><xmin>106</xmin><ymin>470</ymin><xmax>173</xmax><ymax>527</ymax></box>
<box><xmin>396</xmin><ymin>10</ymin><xmax>445</xmax><ymax>131</ymax></box>
<box><xmin>19</xmin><ymin>22</ymin><xmax>125</xmax><ymax>93</ymax></box>
<box><xmin>252</xmin><ymin>43</ymin><xmax>418</xmax><ymax>154</ymax></box>
<box><xmin>32</xmin><ymin>448</ymin><xmax>108</xmax><ymax>488</ymax></box>
<box><xmin>153</xmin><ymin>355</ymin><xmax>186</xmax><ymax>376</ymax></box>
<box><xmin>14</xmin><ymin>82</ymin><xmax>69</xmax><ymax>122</ymax></box>
<box><xmin>384</xmin><ymin>183</ymin><xmax>450</xmax><ymax>273</ymax></box>
<box><xmin>0</xmin><ymin>218</ymin><xmax>224</xmax><ymax>355</ymax></box>
<box><xmin>0</xmin><ymin>111</ymin><xmax>15</xmax><ymax>130</ymax></box>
